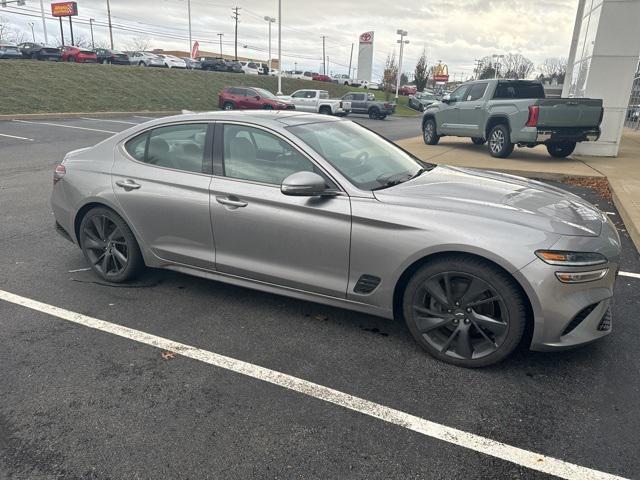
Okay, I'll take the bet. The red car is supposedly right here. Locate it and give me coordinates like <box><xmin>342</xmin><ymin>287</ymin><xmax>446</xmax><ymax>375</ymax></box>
<box><xmin>218</xmin><ymin>86</ymin><xmax>295</xmax><ymax>110</ymax></box>
<box><xmin>312</xmin><ymin>73</ymin><xmax>332</xmax><ymax>82</ymax></box>
<box><xmin>61</xmin><ymin>46</ymin><xmax>97</xmax><ymax>63</ymax></box>
<box><xmin>400</xmin><ymin>85</ymin><xmax>417</xmax><ymax>95</ymax></box>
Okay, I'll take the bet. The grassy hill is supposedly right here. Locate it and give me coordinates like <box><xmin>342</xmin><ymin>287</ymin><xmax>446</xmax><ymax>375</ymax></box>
<box><xmin>0</xmin><ymin>60</ymin><xmax>353</xmax><ymax>115</ymax></box>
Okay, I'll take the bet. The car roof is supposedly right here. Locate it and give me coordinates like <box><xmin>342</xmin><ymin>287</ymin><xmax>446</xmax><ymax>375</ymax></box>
<box><xmin>153</xmin><ymin>110</ymin><xmax>341</xmax><ymax>128</ymax></box>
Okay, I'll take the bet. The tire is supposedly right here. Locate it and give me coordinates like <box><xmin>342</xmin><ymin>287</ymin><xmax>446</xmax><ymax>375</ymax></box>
<box><xmin>402</xmin><ymin>255</ymin><xmax>527</xmax><ymax>368</ymax></box>
<box><xmin>319</xmin><ymin>106</ymin><xmax>332</xmax><ymax>115</ymax></box>
<box><xmin>419</xmin><ymin>104</ymin><xmax>425</xmax><ymax>112</ymax></box>
<box><xmin>139</xmin><ymin>61</ymin><xmax>146</xmax><ymax>67</ymax></box>
<box><xmin>223</xmin><ymin>102</ymin><xmax>235</xmax><ymax>110</ymax></box>
<box><xmin>422</xmin><ymin>118</ymin><xmax>440</xmax><ymax>145</ymax></box>
<box><xmin>487</xmin><ymin>124</ymin><xmax>514</xmax><ymax>158</ymax></box>
<box><xmin>79</xmin><ymin>207</ymin><xmax>144</xmax><ymax>283</ymax></box>
<box><xmin>471</xmin><ymin>137</ymin><xmax>486</xmax><ymax>145</ymax></box>
<box><xmin>368</xmin><ymin>108</ymin><xmax>380</xmax><ymax>119</ymax></box>
<box><xmin>378</xmin><ymin>114</ymin><xmax>387</xmax><ymax>120</ymax></box>
<box><xmin>546</xmin><ymin>141</ymin><xmax>576</xmax><ymax>158</ymax></box>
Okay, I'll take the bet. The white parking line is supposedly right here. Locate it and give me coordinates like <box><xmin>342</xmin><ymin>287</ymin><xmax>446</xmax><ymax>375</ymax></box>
<box><xmin>620</xmin><ymin>271</ymin><xmax>640</xmax><ymax>279</ymax></box>
<box><xmin>80</xmin><ymin>117</ymin><xmax>139</xmax><ymax>125</ymax></box>
<box><xmin>132</xmin><ymin>115</ymin><xmax>155</xmax><ymax>119</ymax></box>
<box><xmin>0</xmin><ymin>288</ymin><xmax>627</xmax><ymax>480</ymax></box>
<box><xmin>12</xmin><ymin>119</ymin><xmax>117</xmax><ymax>134</ymax></box>
<box><xmin>0</xmin><ymin>132</ymin><xmax>34</xmax><ymax>141</ymax></box>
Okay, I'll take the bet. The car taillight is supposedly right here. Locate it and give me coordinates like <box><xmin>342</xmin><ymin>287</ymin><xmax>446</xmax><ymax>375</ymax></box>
<box><xmin>384</xmin><ymin>103</ymin><xmax>392</xmax><ymax>109</ymax></box>
<box><xmin>526</xmin><ymin>105</ymin><xmax>539</xmax><ymax>127</ymax></box>
<box><xmin>53</xmin><ymin>164</ymin><xmax>66</xmax><ymax>185</ymax></box>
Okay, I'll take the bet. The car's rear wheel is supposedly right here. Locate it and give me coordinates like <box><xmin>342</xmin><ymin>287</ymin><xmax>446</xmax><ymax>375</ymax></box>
<box><xmin>471</xmin><ymin>137</ymin><xmax>486</xmax><ymax>145</ymax></box>
<box><xmin>402</xmin><ymin>255</ymin><xmax>527</xmax><ymax>367</ymax></box>
<box><xmin>547</xmin><ymin>141</ymin><xmax>576</xmax><ymax>158</ymax></box>
<box><xmin>223</xmin><ymin>102</ymin><xmax>235</xmax><ymax>110</ymax></box>
<box><xmin>368</xmin><ymin>108</ymin><xmax>380</xmax><ymax>119</ymax></box>
<box><xmin>488</xmin><ymin>124</ymin><xmax>514</xmax><ymax>158</ymax></box>
<box><xmin>79</xmin><ymin>207</ymin><xmax>143</xmax><ymax>283</ymax></box>
<box><xmin>319</xmin><ymin>106</ymin><xmax>332</xmax><ymax>115</ymax></box>
<box><xmin>422</xmin><ymin>118</ymin><xmax>440</xmax><ymax>145</ymax></box>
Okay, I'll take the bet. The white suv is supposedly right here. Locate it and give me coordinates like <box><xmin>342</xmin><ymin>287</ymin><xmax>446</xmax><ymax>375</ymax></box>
<box><xmin>239</xmin><ymin>61</ymin><xmax>260</xmax><ymax>75</ymax></box>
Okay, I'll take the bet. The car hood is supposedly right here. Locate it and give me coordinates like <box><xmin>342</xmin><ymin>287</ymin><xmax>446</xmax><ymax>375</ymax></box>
<box><xmin>373</xmin><ymin>165</ymin><xmax>605</xmax><ymax>237</ymax></box>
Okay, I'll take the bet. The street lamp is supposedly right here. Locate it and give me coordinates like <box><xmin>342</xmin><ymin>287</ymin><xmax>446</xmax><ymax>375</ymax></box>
<box><xmin>217</xmin><ymin>33</ymin><xmax>224</xmax><ymax>57</ymax></box>
<box><xmin>187</xmin><ymin>0</ymin><xmax>192</xmax><ymax>57</ymax></box>
<box><xmin>28</xmin><ymin>22</ymin><xmax>35</xmax><ymax>42</ymax></box>
<box><xmin>395</xmin><ymin>29</ymin><xmax>409</xmax><ymax>100</ymax></box>
<box><xmin>277</xmin><ymin>0</ymin><xmax>282</xmax><ymax>95</ymax></box>
<box><xmin>264</xmin><ymin>16</ymin><xmax>275</xmax><ymax>73</ymax></box>
<box><xmin>89</xmin><ymin>18</ymin><xmax>95</xmax><ymax>51</ymax></box>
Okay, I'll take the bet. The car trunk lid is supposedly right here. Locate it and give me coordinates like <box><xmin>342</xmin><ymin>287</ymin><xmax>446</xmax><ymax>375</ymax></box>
<box><xmin>534</xmin><ymin>98</ymin><xmax>603</xmax><ymax>128</ymax></box>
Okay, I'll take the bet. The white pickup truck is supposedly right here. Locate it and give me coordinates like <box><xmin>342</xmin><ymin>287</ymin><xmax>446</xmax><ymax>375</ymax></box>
<box><xmin>279</xmin><ymin>89</ymin><xmax>351</xmax><ymax>116</ymax></box>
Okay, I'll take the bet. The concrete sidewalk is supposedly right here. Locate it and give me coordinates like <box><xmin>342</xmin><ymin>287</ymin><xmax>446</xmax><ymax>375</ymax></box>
<box><xmin>397</xmin><ymin>131</ymin><xmax>640</xmax><ymax>253</ymax></box>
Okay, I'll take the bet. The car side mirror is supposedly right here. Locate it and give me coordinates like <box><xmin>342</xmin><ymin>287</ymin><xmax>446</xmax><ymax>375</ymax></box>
<box><xmin>281</xmin><ymin>171</ymin><xmax>332</xmax><ymax>197</ymax></box>
<box><xmin>255</xmin><ymin>96</ymin><xmax>261</xmax><ymax>100</ymax></box>
<box><xmin>442</xmin><ymin>94</ymin><xmax>451</xmax><ymax>104</ymax></box>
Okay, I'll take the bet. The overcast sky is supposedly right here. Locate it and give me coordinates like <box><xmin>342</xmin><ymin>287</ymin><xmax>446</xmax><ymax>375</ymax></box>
<box><xmin>1</xmin><ymin>0</ymin><xmax>578</xmax><ymax>79</ymax></box>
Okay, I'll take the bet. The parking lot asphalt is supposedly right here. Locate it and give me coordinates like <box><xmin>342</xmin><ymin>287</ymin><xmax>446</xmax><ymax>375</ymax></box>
<box><xmin>1</xmin><ymin>114</ymin><xmax>639</xmax><ymax>479</ymax></box>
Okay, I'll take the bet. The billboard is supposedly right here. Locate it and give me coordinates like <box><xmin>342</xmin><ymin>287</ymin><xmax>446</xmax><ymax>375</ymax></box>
<box><xmin>433</xmin><ymin>63</ymin><xmax>449</xmax><ymax>83</ymax></box>
<box><xmin>357</xmin><ymin>31</ymin><xmax>374</xmax><ymax>82</ymax></box>
<box><xmin>51</xmin><ymin>2</ymin><xmax>78</xmax><ymax>17</ymax></box>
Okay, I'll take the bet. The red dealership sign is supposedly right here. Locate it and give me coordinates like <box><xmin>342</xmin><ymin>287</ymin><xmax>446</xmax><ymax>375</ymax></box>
<box><xmin>359</xmin><ymin>31</ymin><xmax>373</xmax><ymax>44</ymax></box>
<box><xmin>51</xmin><ymin>2</ymin><xmax>78</xmax><ymax>17</ymax></box>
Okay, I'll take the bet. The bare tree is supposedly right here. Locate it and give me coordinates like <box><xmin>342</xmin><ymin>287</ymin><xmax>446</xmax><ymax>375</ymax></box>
<box><xmin>0</xmin><ymin>15</ymin><xmax>10</xmax><ymax>42</ymax></box>
<box><xmin>477</xmin><ymin>56</ymin><xmax>497</xmax><ymax>79</ymax></box>
<box><xmin>382</xmin><ymin>51</ymin><xmax>398</xmax><ymax>100</ymax></box>
<box><xmin>501</xmin><ymin>53</ymin><xmax>534</xmax><ymax>79</ymax></box>
<box><xmin>414</xmin><ymin>49</ymin><xmax>429</xmax><ymax>92</ymax></box>
<box><xmin>540</xmin><ymin>57</ymin><xmax>567</xmax><ymax>83</ymax></box>
<box><xmin>11</xmin><ymin>29</ymin><xmax>27</xmax><ymax>45</ymax></box>
<box><xmin>72</xmin><ymin>33</ymin><xmax>91</xmax><ymax>49</ymax></box>
<box><xmin>127</xmin><ymin>35</ymin><xmax>151</xmax><ymax>52</ymax></box>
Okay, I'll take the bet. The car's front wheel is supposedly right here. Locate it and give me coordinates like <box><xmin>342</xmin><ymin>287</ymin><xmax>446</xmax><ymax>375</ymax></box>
<box><xmin>223</xmin><ymin>102</ymin><xmax>235</xmax><ymax>110</ymax></box>
<box><xmin>488</xmin><ymin>124</ymin><xmax>514</xmax><ymax>158</ymax></box>
<box><xmin>79</xmin><ymin>207</ymin><xmax>143</xmax><ymax>283</ymax></box>
<box><xmin>547</xmin><ymin>141</ymin><xmax>576</xmax><ymax>158</ymax></box>
<box><xmin>422</xmin><ymin>118</ymin><xmax>440</xmax><ymax>145</ymax></box>
<box><xmin>402</xmin><ymin>255</ymin><xmax>527</xmax><ymax>367</ymax></box>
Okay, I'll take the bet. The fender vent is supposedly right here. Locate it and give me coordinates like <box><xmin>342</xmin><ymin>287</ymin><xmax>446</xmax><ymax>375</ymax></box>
<box><xmin>562</xmin><ymin>303</ymin><xmax>597</xmax><ymax>336</ymax></box>
<box><xmin>354</xmin><ymin>275</ymin><xmax>381</xmax><ymax>294</ymax></box>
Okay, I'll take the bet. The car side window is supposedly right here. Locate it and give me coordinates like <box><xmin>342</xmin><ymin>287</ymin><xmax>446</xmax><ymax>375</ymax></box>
<box><xmin>466</xmin><ymin>83</ymin><xmax>488</xmax><ymax>101</ymax></box>
<box><xmin>291</xmin><ymin>91</ymin><xmax>307</xmax><ymax>98</ymax></box>
<box><xmin>343</xmin><ymin>94</ymin><xmax>353</xmax><ymax>101</ymax></box>
<box><xmin>305</xmin><ymin>91</ymin><xmax>317</xmax><ymax>99</ymax></box>
<box><xmin>125</xmin><ymin>124</ymin><xmax>208</xmax><ymax>174</ymax></box>
<box><xmin>222</xmin><ymin>124</ymin><xmax>317</xmax><ymax>185</ymax></box>
<box><xmin>449</xmin><ymin>85</ymin><xmax>469</xmax><ymax>102</ymax></box>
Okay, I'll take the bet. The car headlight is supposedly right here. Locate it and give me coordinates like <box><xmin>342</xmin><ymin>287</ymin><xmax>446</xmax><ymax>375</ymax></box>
<box><xmin>535</xmin><ymin>250</ymin><xmax>607</xmax><ymax>266</ymax></box>
<box><xmin>555</xmin><ymin>269</ymin><xmax>609</xmax><ymax>284</ymax></box>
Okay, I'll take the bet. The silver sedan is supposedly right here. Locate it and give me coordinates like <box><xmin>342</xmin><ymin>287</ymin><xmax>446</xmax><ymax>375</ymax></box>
<box><xmin>51</xmin><ymin>111</ymin><xmax>621</xmax><ymax>367</ymax></box>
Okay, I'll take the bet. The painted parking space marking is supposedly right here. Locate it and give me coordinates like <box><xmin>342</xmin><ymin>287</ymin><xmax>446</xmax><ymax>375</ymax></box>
<box><xmin>0</xmin><ymin>133</ymin><xmax>34</xmax><ymax>141</ymax></box>
<box><xmin>132</xmin><ymin>115</ymin><xmax>155</xmax><ymax>119</ymax></box>
<box><xmin>0</xmin><ymin>288</ymin><xmax>627</xmax><ymax>480</ymax></box>
<box><xmin>619</xmin><ymin>271</ymin><xmax>640</xmax><ymax>279</ymax></box>
<box><xmin>80</xmin><ymin>117</ymin><xmax>139</xmax><ymax>125</ymax></box>
<box><xmin>12</xmin><ymin>119</ymin><xmax>117</xmax><ymax>134</ymax></box>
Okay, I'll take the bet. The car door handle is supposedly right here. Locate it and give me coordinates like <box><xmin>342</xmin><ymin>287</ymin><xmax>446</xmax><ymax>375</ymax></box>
<box><xmin>474</xmin><ymin>105</ymin><xmax>482</xmax><ymax>109</ymax></box>
<box><xmin>115</xmin><ymin>179</ymin><xmax>141</xmax><ymax>190</ymax></box>
<box><xmin>216</xmin><ymin>196</ymin><xmax>248</xmax><ymax>208</ymax></box>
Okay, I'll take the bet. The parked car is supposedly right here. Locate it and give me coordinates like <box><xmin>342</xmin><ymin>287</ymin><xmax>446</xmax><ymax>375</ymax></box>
<box><xmin>198</xmin><ymin>56</ymin><xmax>226</xmax><ymax>71</ymax></box>
<box><xmin>408</xmin><ymin>91</ymin><xmax>439</xmax><ymax>111</ymax></box>
<box><xmin>219</xmin><ymin>86</ymin><xmax>295</xmax><ymax>110</ymax></box>
<box><xmin>128</xmin><ymin>51</ymin><xmax>164</xmax><ymax>67</ymax></box>
<box><xmin>332</xmin><ymin>74</ymin><xmax>354</xmax><ymax>85</ymax></box>
<box><xmin>280</xmin><ymin>89</ymin><xmax>351</xmax><ymax>115</ymax></box>
<box><xmin>18</xmin><ymin>43</ymin><xmax>61</xmax><ymax>61</ymax></box>
<box><xmin>0</xmin><ymin>42</ymin><xmax>23</xmax><ymax>59</ymax></box>
<box><xmin>181</xmin><ymin>57</ymin><xmax>202</xmax><ymax>70</ymax></box>
<box><xmin>341</xmin><ymin>92</ymin><xmax>395</xmax><ymax>119</ymax></box>
<box><xmin>284</xmin><ymin>70</ymin><xmax>308</xmax><ymax>80</ymax></box>
<box><xmin>94</xmin><ymin>48</ymin><xmax>129</xmax><ymax>65</ymax></box>
<box><xmin>61</xmin><ymin>46</ymin><xmax>97</xmax><ymax>63</ymax></box>
<box><xmin>157</xmin><ymin>54</ymin><xmax>187</xmax><ymax>69</ymax></box>
<box><xmin>255</xmin><ymin>62</ymin><xmax>270</xmax><ymax>75</ymax></box>
<box><xmin>400</xmin><ymin>85</ymin><xmax>417</xmax><ymax>96</ymax></box>
<box><xmin>422</xmin><ymin>79</ymin><xmax>604</xmax><ymax>158</ymax></box>
<box><xmin>51</xmin><ymin>111</ymin><xmax>621</xmax><ymax>367</ymax></box>
<box><xmin>238</xmin><ymin>61</ymin><xmax>260</xmax><ymax>75</ymax></box>
<box><xmin>312</xmin><ymin>73</ymin><xmax>332</xmax><ymax>82</ymax></box>
<box><xmin>225</xmin><ymin>60</ymin><xmax>244</xmax><ymax>74</ymax></box>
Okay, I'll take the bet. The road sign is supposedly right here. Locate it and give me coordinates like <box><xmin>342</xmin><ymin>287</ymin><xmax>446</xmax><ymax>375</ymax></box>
<box><xmin>51</xmin><ymin>1</ymin><xmax>78</xmax><ymax>17</ymax></box>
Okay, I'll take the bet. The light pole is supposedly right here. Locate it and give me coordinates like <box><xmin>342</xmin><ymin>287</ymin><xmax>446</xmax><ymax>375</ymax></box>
<box><xmin>27</xmin><ymin>22</ymin><xmax>35</xmax><ymax>42</ymax></box>
<box><xmin>217</xmin><ymin>33</ymin><xmax>224</xmax><ymax>57</ymax></box>
<box><xmin>187</xmin><ymin>0</ymin><xmax>192</xmax><ymax>56</ymax></box>
<box><xmin>106</xmin><ymin>0</ymin><xmax>114</xmax><ymax>49</ymax></box>
<box><xmin>39</xmin><ymin>0</ymin><xmax>48</xmax><ymax>44</ymax></box>
<box><xmin>264</xmin><ymin>16</ymin><xmax>275</xmax><ymax>72</ymax></box>
<box><xmin>89</xmin><ymin>18</ymin><xmax>95</xmax><ymax>51</ymax></box>
<box><xmin>321</xmin><ymin>35</ymin><xmax>327</xmax><ymax>75</ymax></box>
<box><xmin>395</xmin><ymin>29</ymin><xmax>409</xmax><ymax>100</ymax></box>
<box><xmin>277</xmin><ymin>0</ymin><xmax>282</xmax><ymax>95</ymax></box>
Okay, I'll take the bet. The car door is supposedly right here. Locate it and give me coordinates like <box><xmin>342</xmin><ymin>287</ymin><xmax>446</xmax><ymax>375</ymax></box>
<box><xmin>290</xmin><ymin>90</ymin><xmax>311</xmax><ymax>111</ymax></box>
<box><xmin>209</xmin><ymin>122</ymin><xmax>351</xmax><ymax>297</ymax></box>
<box><xmin>437</xmin><ymin>85</ymin><xmax>470</xmax><ymax>135</ymax></box>
<box><xmin>456</xmin><ymin>82</ymin><xmax>488</xmax><ymax>137</ymax></box>
<box><xmin>243</xmin><ymin>88</ymin><xmax>262</xmax><ymax>110</ymax></box>
<box><xmin>112</xmin><ymin>122</ymin><xmax>215</xmax><ymax>270</ymax></box>
<box><xmin>350</xmin><ymin>93</ymin><xmax>367</xmax><ymax>113</ymax></box>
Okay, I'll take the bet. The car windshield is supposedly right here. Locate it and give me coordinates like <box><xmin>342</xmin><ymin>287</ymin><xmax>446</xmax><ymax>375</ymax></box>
<box><xmin>289</xmin><ymin>121</ymin><xmax>429</xmax><ymax>190</ymax></box>
<box><xmin>418</xmin><ymin>93</ymin><xmax>436</xmax><ymax>99</ymax></box>
<box><xmin>255</xmin><ymin>88</ymin><xmax>276</xmax><ymax>99</ymax></box>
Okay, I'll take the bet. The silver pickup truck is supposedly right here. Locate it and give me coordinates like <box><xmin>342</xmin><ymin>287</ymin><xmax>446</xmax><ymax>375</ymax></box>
<box><xmin>422</xmin><ymin>79</ymin><xmax>603</xmax><ymax>158</ymax></box>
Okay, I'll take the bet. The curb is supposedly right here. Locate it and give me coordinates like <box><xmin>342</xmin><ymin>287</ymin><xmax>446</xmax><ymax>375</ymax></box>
<box><xmin>0</xmin><ymin>111</ymin><xmax>181</xmax><ymax>121</ymax></box>
<box><xmin>610</xmin><ymin>187</ymin><xmax>640</xmax><ymax>254</ymax></box>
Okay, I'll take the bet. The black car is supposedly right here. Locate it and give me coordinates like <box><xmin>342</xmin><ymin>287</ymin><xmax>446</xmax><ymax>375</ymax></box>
<box><xmin>0</xmin><ymin>42</ymin><xmax>23</xmax><ymax>59</ymax></box>
<box><xmin>198</xmin><ymin>56</ymin><xmax>227</xmax><ymax>72</ymax></box>
<box><xmin>18</xmin><ymin>43</ymin><xmax>61</xmax><ymax>61</ymax></box>
<box><xmin>181</xmin><ymin>57</ymin><xmax>202</xmax><ymax>70</ymax></box>
<box><xmin>225</xmin><ymin>60</ymin><xmax>244</xmax><ymax>74</ymax></box>
<box><xmin>94</xmin><ymin>48</ymin><xmax>130</xmax><ymax>65</ymax></box>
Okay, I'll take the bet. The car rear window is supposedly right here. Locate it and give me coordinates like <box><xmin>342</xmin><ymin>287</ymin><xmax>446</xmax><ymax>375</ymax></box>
<box><xmin>493</xmin><ymin>82</ymin><xmax>545</xmax><ymax>99</ymax></box>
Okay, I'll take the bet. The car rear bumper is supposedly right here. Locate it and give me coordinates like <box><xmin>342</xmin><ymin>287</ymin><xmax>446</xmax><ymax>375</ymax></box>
<box><xmin>536</xmin><ymin>127</ymin><xmax>601</xmax><ymax>143</ymax></box>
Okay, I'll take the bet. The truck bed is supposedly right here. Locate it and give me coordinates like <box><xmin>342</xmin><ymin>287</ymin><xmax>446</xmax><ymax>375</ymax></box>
<box><xmin>534</xmin><ymin>98</ymin><xmax>603</xmax><ymax>128</ymax></box>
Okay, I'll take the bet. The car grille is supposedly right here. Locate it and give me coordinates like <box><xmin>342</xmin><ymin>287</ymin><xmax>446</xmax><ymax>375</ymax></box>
<box><xmin>597</xmin><ymin>307</ymin><xmax>612</xmax><ymax>331</ymax></box>
<box><xmin>562</xmin><ymin>303</ymin><xmax>597</xmax><ymax>336</ymax></box>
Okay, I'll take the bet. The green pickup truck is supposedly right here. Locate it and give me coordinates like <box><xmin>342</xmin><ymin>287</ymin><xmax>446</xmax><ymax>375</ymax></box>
<box><xmin>422</xmin><ymin>79</ymin><xmax>603</xmax><ymax>158</ymax></box>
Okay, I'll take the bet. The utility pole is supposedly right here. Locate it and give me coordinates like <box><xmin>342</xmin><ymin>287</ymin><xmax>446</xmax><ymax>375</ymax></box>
<box><xmin>348</xmin><ymin>42</ymin><xmax>353</xmax><ymax>79</ymax></box>
<box><xmin>395</xmin><ymin>29</ymin><xmax>409</xmax><ymax>100</ymax></box>
<box><xmin>492</xmin><ymin>54</ymin><xmax>504</xmax><ymax>79</ymax></box>
<box><xmin>89</xmin><ymin>18</ymin><xmax>95</xmax><ymax>50</ymax></box>
<box><xmin>264</xmin><ymin>16</ymin><xmax>275</xmax><ymax>72</ymax></box>
<box><xmin>28</xmin><ymin>22</ymin><xmax>35</xmax><ymax>42</ymax></box>
<box><xmin>277</xmin><ymin>0</ymin><xmax>282</xmax><ymax>94</ymax></box>
<box><xmin>106</xmin><ymin>0</ymin><xmax>114</xmax><ymax>49</ymax></box>
<box><xmin>68</xmin><ymin>15</ymin><xmax>74</xmax><ymax>45</ymax></box>
<box><xmin>39</xmin><ymin>0</ymin><xmax>48</xmax><ymax>44</ymax></box>
<box><xmin>187</xmin><ymin>0</ymin><xmax>192</xmax><ymax>57</ymax></box>
<box><xmin>58</xmin><ymin>17</ymin><xmax>64</xmax><ymax>46</ymax></box>
<box><xmin>217</xmin><ymin>33</ymin><xmax>224</xmax><ymax>58</ymax></box>
<box><xmin>320</xmin><ymin>35</ymin><xmax>327</xmax><ymax>75</ymax></box>
<box><xmin>232</xmin><ymin>6</ymin><xmax>240</xmax><ymax>61</ymax></box>
<box><xmin>473</xmin><ymin>59</ymin><xmax>482</xmax><ymax>80</ymax></box>
<box><xmin>326</xmin><ymin>56</ymin><xmax>329</xmax><ymax>75</ymax></box>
